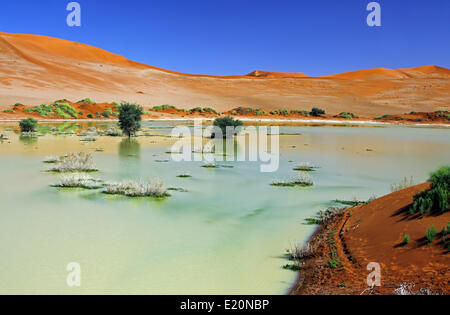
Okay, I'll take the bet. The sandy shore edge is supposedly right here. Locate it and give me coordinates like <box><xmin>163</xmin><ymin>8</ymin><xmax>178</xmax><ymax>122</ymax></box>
<box><xmin>0</xmin><ymin>117</ymin><xmax>449</xmax><ymax>128</ymax></box>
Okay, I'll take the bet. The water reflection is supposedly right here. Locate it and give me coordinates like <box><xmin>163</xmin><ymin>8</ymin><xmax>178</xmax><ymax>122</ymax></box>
<box><xmin>119</xmin><ymin>138</ymin><xmax>141</xmax><ymax>159</ymax></box>
<box><xmin>19</xmin><ymin>134</ymin><xmax>38</xmax><ymax>145</ymax></box>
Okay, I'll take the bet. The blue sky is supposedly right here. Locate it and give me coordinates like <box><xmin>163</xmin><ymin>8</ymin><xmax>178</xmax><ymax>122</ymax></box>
<box><xmin>0</xmin><ymin>0</ymin><xmax>449</xmax><ymax>76</ymax></box>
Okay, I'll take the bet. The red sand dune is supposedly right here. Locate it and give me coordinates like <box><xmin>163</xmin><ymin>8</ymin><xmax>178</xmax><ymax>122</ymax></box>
<box><xmin>246</xmin><ymin>70</ymin><xmax>309</xmax><ymax>79</ymax></box>
<box><xmin>0</xmin><ymin>32</ymin><xmax>449</xmax><ymax>115</ymax></box>
<box><xmin>294</xmin><ymin>183</ymin><xmax>450</xmax><ymax>295</ymax></box>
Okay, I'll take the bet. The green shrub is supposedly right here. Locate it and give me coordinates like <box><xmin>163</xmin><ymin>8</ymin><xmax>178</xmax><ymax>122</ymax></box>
<box><xmin>441</xmin><ymin>225</ymin><xmax>448</xmax><ymax>242</ymax></box>
<box><xmin>118</xmin><ymin>103</ymin><xmax>143</xmax><ymax>137</ymax></box>
<box><xmin>279</xmin><ymin>109</ymin><xmax>290</xmax><ymax>116</ymax></box>
<box><xmin>339</xmin><ymin>112</ymin><xmax>357</xmax><ymax>119</ymax></box>
<box><xmin>410</xmin><ymin>166</ymin><xmax>449</xmax><ymax>215</ymax></box>
<box><xmin>311</xmin><ymin>107</ymin><xmax>325</xmax><ymax>117</ymax></box>
<box><xmin>87</xmin><ymin>114</ymin><xmax>93</xmax><ymax>119</ymax></box>
<box><xmin>102</xmin><ymin>108</ymin><xmax>113</xmax><ymax>118</ymax></box>
<box><xmin>79</xmin><ymin>98</ymin><xmax>95</xmax><ymax>104</ymax></box>
<box><xmin>403</xmin><ymin>234</ymin><xmax>410</xmax><ymax>244</ymax></box>
<box><xmin>24</xmin><ymin>104</ymin><xmax>54</xmax><ymax>116</ymax></box>
<box><xmin>19</xmin><ymin>118</ymin><xmax>38</xmax><ymax>133</ymax></box>
<box><xmin>212</xmin><ymin>116</ymin><xmax>243</xmax><ymax>138</ymax></box>
<box><xmin>54</xmin><ymin>107</ymin><xmax>71</xmax><ymax>119</ymax></box>
<box><xmin>426</xmin><ymin>225</ymin><xmax>437</xmax><ymax>245</ymax></box>
<box><xmin>152</xmin><ymin>104</ymin><xmax>178</xmax><ymax>112</ymax></box>
<box><xmin>375</xmin><ymin>114</ymin><xmax>391</xmax><ymax>120</ymax></box>
<box><xmin>54</xmin><ymin>103</ymin><xmax>78</xmax><ymax>118</ymax></box>
<box><xmin>3</xmin><ymin>109</ymin><xmax>14</xmax><ymax>113</ymax></box>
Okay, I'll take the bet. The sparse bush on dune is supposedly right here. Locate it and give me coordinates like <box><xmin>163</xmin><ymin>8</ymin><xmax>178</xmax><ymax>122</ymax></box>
<box><xmin>102</xmin><ymin>108</ymin><xmax>114</xmax><ymax>118</ymax></box>
<box><xmin>47</xmin><ymin>152</ymin><xmax>98</xmax><ymax>173</ymax></box>
<box><xmin>103</xmin><ymin>178</ymin><xmax>170</xmax><ymax>198</ymax></box>
<box><xmin>403</xmin><ymin>234</ymin><xmax>410</xmax><ymax>245</ymax></box>
<box><xmin>310</xmin><ymin>107</ymin><xmax>325</xmax><ymax>117</ymax></box>
<box><xmin>79</xmin><ymin>98</ymin><xmax>95</xmax><ymax>104</ymax></box>
<box><xmin>410</xmin><ymin>166</ymin><xmax>449</xmax><ymax>215</ymax></box>
<box><xmin>426</xmin><ymin>225</ymin><xmax>437</xmax><ymax>245</ymax></box>
<box><xmin>51</xmin><ymin>174</ymin><xmax>103</xmax><ymax>189</ymax></box>
<box><xmin>271</xmin><ymin>174</ymin><xmax>313</xmax><ymax>187</ymax></box>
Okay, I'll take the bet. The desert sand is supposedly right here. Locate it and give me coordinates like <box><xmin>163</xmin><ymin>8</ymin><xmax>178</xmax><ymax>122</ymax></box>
<box><xmin>292</xmin><ymin>183</ymin><xmax>449</xmax><ymax>295</ymax></box>
<box><xmin>0</xmin><ymin>32</ymin><xmax>449</xmax><ymax>115</ymax></box>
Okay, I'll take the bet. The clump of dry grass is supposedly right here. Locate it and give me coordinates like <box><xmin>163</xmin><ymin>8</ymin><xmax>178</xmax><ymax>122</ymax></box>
<box><xmin>47</xmin><ymin>152</ymin><xmax>98</xmax><ymax>173</ymax></box>
<box><xmin>286</xmin><ymin>242</ymin><xmax>316</xmax><ymax>261</ymax></box>
<box><xmin>103</xmin><ymin>178</ymin><xmax>170</xmax><ymax>198</ymax></box>
<box><xmin>304</xmin><ymin>206</ymin><xmax>347</xmax><ymax>225</ymax></box>
<box><xmin>202</xmin><ymin>162</ymin><xmax>217</xmax><ymax>168</ymax></box>
<box><xmin>105</xmin><ymin>127</ymin><xmax>122</xmax><ymax>137</ymax></box>
<box><xmin>390</xmin><ymin>176</ymin><xmax>415</xmax><ymax>192</ymax></box>
<box><xmin>316</xmin><ymin>206</ymin><xmax>347</xmax><ymax>224</ymax></box>
<box><xmin>271</xmin><ymin>174</ymin><xmax>313</xmax><ymax>187</ymax></box>
<box><xmin>392</xmin><ymin>282</ymin><xmax>442</xmax><ymax>295</ymax></box>
<box><xmin>51</xmin><ymin>174</ymin><xmax>103</xmax><ymax>189</ymax></box>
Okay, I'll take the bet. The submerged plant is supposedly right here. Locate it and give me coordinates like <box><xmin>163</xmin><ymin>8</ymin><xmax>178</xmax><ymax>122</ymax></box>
<box><xmin>42</xmin><ymin>156</ymin><xmax>59</xmax><ymax>164</ymax></box>
<box><xmin>51</xmin><ymin>174</ymin><xmax>103</xmax><ymax>189</ymax></box>
<box><xmin>103</xmin><ymin>178</ymin><xmax>170</xmax><ymax>198</ymax></box>
<box><xmin>271</xmin><ymin>174</ymin><xmax>313</xmax><ymax>187</ymax></box>
<box><xmin>177</xmin><ymin>173</ymin><xmax>192</xmax><ymax>178</ymax></box>
<box><xmin>293</xmin><ymin>162</ymin><xmax>316</xmax><ymax>172</ymax></box>
<box><xmin>47</xmin><ymin>152</ymin><xmax>98</xmax><ymax>173</ymax></box>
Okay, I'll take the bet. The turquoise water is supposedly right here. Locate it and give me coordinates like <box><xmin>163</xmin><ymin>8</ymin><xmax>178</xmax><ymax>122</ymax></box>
<box><xmin>0</xmin><ymin>122</ymin><xmax>449</xmax><ymax>294</ymax></box>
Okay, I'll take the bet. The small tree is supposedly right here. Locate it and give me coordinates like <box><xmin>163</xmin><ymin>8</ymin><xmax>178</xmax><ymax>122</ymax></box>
<box><xmin>118</xmin><ymin>103</ymin><xmax>143</xmax><ymax>137</ymax></box>
<box><xmin>213</xmin><ymin>116</ymin><xmax>243</xmax><ymax>138</ymax></box>
<box><xmin>19</xmin><ymin>118</ymin><xmax>38</xmax><ymax>133</ymax></box>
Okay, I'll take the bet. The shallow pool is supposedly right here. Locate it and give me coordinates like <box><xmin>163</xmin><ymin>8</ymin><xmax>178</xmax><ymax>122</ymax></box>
<box><xmin>0</xmin><ymin>122</ymin><xmax>449</xmax><ymax>294</ymax></box>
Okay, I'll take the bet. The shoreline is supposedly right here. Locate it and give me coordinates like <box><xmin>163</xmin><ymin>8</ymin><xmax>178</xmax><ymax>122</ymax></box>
<box><xmin>290</xmin><ymin>183</ymin><xmax>449</xmax><ymax>295</ymax></box>
<box><xmin>0</xmin><ymin>117</ymin><xmax>449</xmax><ymax>128</ymax></box>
